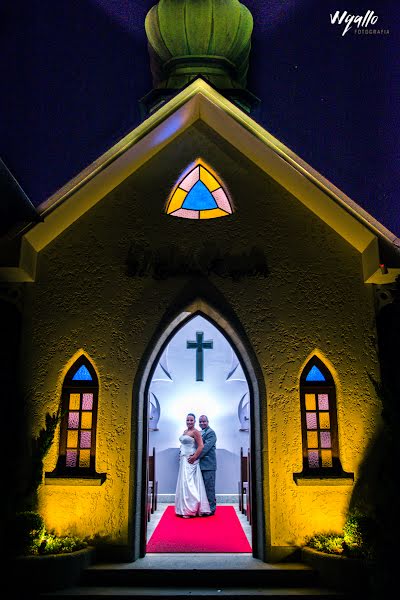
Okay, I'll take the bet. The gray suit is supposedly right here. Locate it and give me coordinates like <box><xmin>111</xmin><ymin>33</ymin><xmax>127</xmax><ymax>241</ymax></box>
<box><xmin>199</xmin><ymin>427</ymin><xmax>217</xmax><ymax>513</ymax></box>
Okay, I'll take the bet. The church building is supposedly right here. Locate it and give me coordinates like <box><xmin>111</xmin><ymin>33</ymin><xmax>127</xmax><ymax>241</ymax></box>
<box><xmin>2</xmin><ymin>0</ymin><xmax>400</xmax><ymax>563</ymax></box>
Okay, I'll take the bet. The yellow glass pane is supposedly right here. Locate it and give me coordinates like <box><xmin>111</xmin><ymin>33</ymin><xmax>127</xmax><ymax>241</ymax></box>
<box><xmin>199</xmin><ymin>166</ymin><xmax>220</xmax><ymax>192</ymax></box>
<box><xmin>199</xmin><ymin>208</ymin><xmax>229</xmax><ymax>219</ymax></box>
<box><xmin>305</xmin><ymin>393</ymin><xmax>316</xmax><ymax>411</ymax></box>
<box><xmin>166</xmin><ymin>188</ymin><xmax>187</xmax><ymax>214</ymax></box>
<box><xmin>307</xmin><ymin>431</ymin><xmax>318</xmax><ymax>449</ymax></box>
<box><xmin>81</xmin><ymin>412</ymin><xmax>92</xmax><ymax>429</ymax></box>
<box><xmin>69</xmin><ymin>393</ymin><xmax>80</xmax><ymax>410</ymax></box>
<box><xmin>79</xmin><ymin>449</ymin><xmax>91</xmax><ymax>468</ymax></box>
<box><xmin>319</xmin><ymin>412</ymin><xmax>330</xmax><ymax>429</ymax></box>
<box><xmin>67</xmin><ymin>430</ymin><xmax>78</xmax><ymax>448</ymax></box>
<box><xmin>321</xmin><ymin>450</ymin><xmax>332</xmax><ymax>467</ymax></box>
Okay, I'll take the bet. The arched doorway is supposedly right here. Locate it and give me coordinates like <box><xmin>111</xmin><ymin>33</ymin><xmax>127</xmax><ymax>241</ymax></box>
<box><xmin>131</xmin><ymin>300</ymin><xmax>267</xmax><ymax>561</ymax></box>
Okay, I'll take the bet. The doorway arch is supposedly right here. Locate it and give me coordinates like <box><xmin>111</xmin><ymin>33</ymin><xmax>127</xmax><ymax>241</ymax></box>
<box><xmin>130</xmin><ymin>296</ymin><xmax>268</xmax><ymax>561</ymax></box>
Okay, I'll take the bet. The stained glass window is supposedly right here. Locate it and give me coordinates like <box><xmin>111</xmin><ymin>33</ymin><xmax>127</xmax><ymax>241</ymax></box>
<box><xmin>166</xmin><ymin>160</ymin><xmax>233</xmax><ymax>220</ymax></box>
<box><xmin>57</xmin><ymin>356</ymin><xmax>98</xmax><ymax>474</ymax></box>
<box><xmin>300</xmin><ymin>357</ymin><xmax>340</xmax><ymax>473</ymax></box>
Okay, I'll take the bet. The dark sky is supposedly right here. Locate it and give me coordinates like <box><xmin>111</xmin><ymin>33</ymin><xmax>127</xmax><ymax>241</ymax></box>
<box><xmin>1</xmin><ymin>0</ymin><xmax>399</xmax><ymax>235</ymax></box>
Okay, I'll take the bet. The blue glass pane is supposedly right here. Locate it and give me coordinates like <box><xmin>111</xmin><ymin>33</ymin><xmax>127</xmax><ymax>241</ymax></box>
<box><xmin>306</xmin><ymin>365</ymin><xmax>326</xmax><ymax>382</ymax></box>
<box><xmin>182</xmin><ymin>181</ymin><xmax>218</xmax><ymax>210</ymax></box>
<box><xmin>72</xmin><ymin>365</ymin><xmax>92</xmax><ymax>381</ymax></box>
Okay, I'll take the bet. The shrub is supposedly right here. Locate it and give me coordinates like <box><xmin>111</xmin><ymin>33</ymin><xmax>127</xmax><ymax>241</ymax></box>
<box><xmin>305</xmin><ymin>532</ymin><xmax>345</xmax><ymax>555</ymax></box>
<box><xmin>305</xmin><ymin>512</ymin><xmax>377</xmax><ymax>560</ymax></box>
<box><xmin>31</xmin><ymin>533</ymin><xmax>87</xmax><ymax>556</ymax></box>
<box><xmin>12</xmin><ymin>511</ymin><xmax>45</xmax><ymax>555</ymax></box>
<box><xmin>10</xmin><ymin>511</ymin><xmax>88</xmax><ymax>556</ymax></box>
<box><xmin>343</xmin><ymin>512</ymin><xmax>377</xmax><ymax>560</ymax></box>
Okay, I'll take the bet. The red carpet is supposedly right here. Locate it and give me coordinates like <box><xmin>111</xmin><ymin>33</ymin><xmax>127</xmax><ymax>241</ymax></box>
<box><xmin>146</xmin><ymin>506</ymin><xmax>252</xmax><ymax>553</ymax></box>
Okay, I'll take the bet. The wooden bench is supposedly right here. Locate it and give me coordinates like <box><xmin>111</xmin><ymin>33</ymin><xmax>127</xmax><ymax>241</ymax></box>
<box><xmin>238</xmin><ymin>447</ymin><xmax>248</xmax><ymax>515</ymax></box>
<box><xmin>238</xmin><ymin>447</ymin><xmax>252</xmax><ymax>524</ymax></box>
<box><xmin>148</xmin><ymin>447</ymin><xmax>158</xmax><ymax>521</ymax></box>
<box><xmin>246</xmin><ymin>448</ymin><xmax>252</xmax><ymax>525</ymax></box>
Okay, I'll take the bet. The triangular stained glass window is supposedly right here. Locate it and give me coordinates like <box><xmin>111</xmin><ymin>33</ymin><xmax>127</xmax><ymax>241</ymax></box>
<box><xmin>72</xmin><ymin>365</ymin><xmax>92</xmax><ymax>381</ymax></box>
<box><xmin>305</xmin><ymin>365</ymin><xmax>326</xmax><ymax>382</ymax></box>
<box><xmin>166</xmin><ymin>160</ymin><xmax>233</xmax><ymax>220</ymax></box>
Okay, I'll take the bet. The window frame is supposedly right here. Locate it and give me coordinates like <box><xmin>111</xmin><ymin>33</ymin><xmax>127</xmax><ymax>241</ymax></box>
<box><xmin>299</xmin><ymin>357</ymin><xmax>342</xmax><ymax>476</ymax></box>
<box><xmin>56</xmin><ymin>356</ymin><xmax>99</xmax><ymax>476</ymax></box>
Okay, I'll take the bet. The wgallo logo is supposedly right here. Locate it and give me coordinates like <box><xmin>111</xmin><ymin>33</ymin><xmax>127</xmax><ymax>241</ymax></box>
<box><xmin>330</xmin><ymin>10</ymin><xmax>379</xmax><ymax>36</ymax></box>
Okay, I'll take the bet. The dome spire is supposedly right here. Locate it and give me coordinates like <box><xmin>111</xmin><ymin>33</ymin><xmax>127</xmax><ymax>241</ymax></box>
<box><xmin>141</xmin><ymin>0</ymin><xmax>259</xmax><ymax>115</ymax></box>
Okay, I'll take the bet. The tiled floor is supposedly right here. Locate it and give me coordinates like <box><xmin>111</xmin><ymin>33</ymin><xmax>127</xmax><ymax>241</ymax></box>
<box><xmin>146</xmin><ymin>503</ymin><xmax>252</xmax><ymax>549</ymax></box>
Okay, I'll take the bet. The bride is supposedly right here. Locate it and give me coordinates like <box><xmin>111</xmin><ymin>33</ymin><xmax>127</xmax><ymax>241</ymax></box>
<box><xmin>175</xmin><ymin>413</ymin><xmax>211</xmax><ymax>518</ymax></box>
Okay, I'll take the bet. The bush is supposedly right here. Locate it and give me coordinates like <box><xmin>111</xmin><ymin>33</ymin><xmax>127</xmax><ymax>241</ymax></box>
<box><xmin>305</xmin><ymin>532</ymin><xmax>345</xmax><ymax>555</ymax></box>
<box><xmin>12</xmin><ymin>511</ymin><xmax>45</xmax><ymax>555</ymax></box>
<box><xmin>305</xmin><ymin>512</ymin><xmax>377</xmax><ymax>560</ymax></box>
<box><xmin>31</xmin><ymin>533</ymin><xmax>87</xmax><ymax>556</ymax></box>
<box><xmin>343</xmin><ymin>512</ymin><xmax>377</xmax><ymax>560</ymax></box>
<box><xmin>10</xmin><ymin>510</ymin><xmax>88</xmax><ymax>556</ymax></box>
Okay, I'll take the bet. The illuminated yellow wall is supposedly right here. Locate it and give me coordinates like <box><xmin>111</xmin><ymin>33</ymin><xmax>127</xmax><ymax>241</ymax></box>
<box><xmin>21</xmin><ymin>121</ymin><xmax>382</xmax><ymax>553</ymax></box>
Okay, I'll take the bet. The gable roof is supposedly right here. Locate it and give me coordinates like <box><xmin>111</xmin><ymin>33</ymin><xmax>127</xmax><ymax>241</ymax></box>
<box><xmin>1</xmin><ymin>78</ymin><xmax>399</xmax><ymax>284</ymax></box>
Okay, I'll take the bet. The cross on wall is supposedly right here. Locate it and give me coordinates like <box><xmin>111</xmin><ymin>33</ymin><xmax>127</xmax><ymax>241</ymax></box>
<box><xmin>186</xmin><ymin>331</ymin><xmax>213</xmax><ymax>381</ymax></box>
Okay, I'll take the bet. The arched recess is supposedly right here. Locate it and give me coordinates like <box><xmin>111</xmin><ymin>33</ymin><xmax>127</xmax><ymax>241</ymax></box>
<box><xmin>129</xmin><ymin>293</ymin><xmax>268</xmax><ymax>562</ymax></box>
<box><xmin>294</xmin><ymin>351</ymin><xmax>353</xmax><ymax>484</ymax></box>
<box><xmin>55</xmin><ymin>354</ymin><xmax>99</xmax><ymax>474</ymax></box>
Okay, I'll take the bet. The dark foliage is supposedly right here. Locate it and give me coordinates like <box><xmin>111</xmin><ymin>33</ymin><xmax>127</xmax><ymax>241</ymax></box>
<box><xmin>25</xmin><ymin>408</ymin><xmax>62</xmax><ymax>510</ymax></box>
<box><xmin>11</xmin><ymin>511</ymin><xmax>45</xmax><ymax>556</ymax></box>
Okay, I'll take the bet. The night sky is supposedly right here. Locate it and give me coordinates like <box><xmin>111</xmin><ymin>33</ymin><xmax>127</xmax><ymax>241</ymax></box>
<box><xmin>1</xmin><ymin>0</ymin><xmax>399</xmax><ymax>235</ymax></box>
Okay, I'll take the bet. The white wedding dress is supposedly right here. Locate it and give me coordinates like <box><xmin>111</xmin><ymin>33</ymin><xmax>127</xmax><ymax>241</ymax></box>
<box><xmin>175</xmin><ymin>434</ymin><xmax>211</xmax><ymax>517</ymax></box>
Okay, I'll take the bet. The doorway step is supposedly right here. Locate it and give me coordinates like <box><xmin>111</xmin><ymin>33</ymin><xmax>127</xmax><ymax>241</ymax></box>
<box><xmin>34</xmin><ymin>554</ymin><xmax>352</xmax><ymax>598</ymax></box>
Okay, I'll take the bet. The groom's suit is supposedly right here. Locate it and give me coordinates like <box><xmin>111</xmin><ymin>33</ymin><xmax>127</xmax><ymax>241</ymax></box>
<box><xmin>199</xmin><ymin>426</ymin><xmax>217</xmax><ymax>514</ymax></box>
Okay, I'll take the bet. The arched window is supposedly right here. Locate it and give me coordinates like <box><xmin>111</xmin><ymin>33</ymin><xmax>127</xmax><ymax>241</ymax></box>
<box><xmin>166</xmin><ymin>160</ymin><xmax>233</xmax><ymax>219</ymax></box>
<box><xmin>57</xmin><ymin>356</ymin><xmax>99</xmax><ymax>473</ymax></box>
<box><xmin>300</xmin><ymin>357</ymin><xmax>341</xmax><ymax>473</ymax></box>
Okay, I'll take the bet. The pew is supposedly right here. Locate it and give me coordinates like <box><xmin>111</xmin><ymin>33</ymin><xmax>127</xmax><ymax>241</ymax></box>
<box><xmin>148</xmin><ymin>447</ymin><xmax>158</xmax><ymax>521</ymax></box>
<box><xmin>238</xmin><ymin>447</ymin><xmax>248</xmax><ymax>515</ymax></box>
<box><xmin>246</xmin><ymin>448</ymin><xmax>252</xmax><ymax>525</ymax></box>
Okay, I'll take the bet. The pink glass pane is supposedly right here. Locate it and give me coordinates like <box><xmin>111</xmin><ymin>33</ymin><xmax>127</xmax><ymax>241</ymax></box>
<box><xmin>80</xmin><ymin>431</ymin><xmax>92</xmax><ymax>449</ymax></box>
<box><xmin>180</xmin><ymin>166</ymin><xmax>200</xmax><ymax>191</ymax></box>
<box><xmin>68</xmin><ymin>412</ymin><xmax>79</xmax><ymax>429</ymax></box>
<box><xmin>306</xmin><ymin>412</ymin><xmax>317</xmax><ymax>429</ymax></box>
<box><xmin>212</xmin><ymin>188</ymin><xmax>232</xmax><ymax>213</ymax></box>
<box><xmin>171</xmin><ymin>208</ymin><xmax>199</xmax><ymax>219</ymax></box>
<box><xmin>82</xmin><ymin>393</ymin><xmax>93</xmax><ymax>410</ymax></box>
<box><xmin>66</xmin><ymin>450</ymin><xmax>77</xmax><ymax>467</ymax></box>
<box><xmin>318</xmin><ymin>394</ymin><xmax>329</xmax><ymax>410</ymax></box>
<box><xmin>308</xmin><ymin>450</ymin><xmax>319</xmax><ymax>468</ymax></box>
<box><xmin>320</xmin><ymin>432</ymin><xmax>331</xmax><ymax>448</ymax></box>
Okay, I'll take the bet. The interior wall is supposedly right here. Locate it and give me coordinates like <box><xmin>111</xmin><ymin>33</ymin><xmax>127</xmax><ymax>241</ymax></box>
<box><xmin>148</xmin><ymin>314</ymin><xmax>250</xmax><ymax>494</ymax></box>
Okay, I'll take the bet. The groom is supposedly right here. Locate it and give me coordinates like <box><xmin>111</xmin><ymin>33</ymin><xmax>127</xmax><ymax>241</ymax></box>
<box><xmin>189</xmin><ymin>414</ymin><xmax>217</xmax><ymax>516</ymax></box>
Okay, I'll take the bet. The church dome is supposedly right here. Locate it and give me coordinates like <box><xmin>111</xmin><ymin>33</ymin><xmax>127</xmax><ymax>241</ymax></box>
<box><xmin>145</xmin><ymin>0</ymin><xmax>253</xmax><ymax>90</ymax></box>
